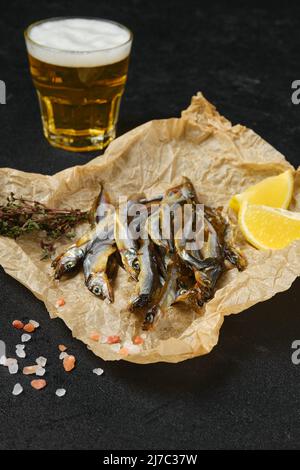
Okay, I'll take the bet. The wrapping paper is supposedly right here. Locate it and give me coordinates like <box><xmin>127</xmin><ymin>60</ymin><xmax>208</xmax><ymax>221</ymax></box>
<box><xmin>0</xmin><ymin>92</ymin><xmax>299</xmax><ymax>363</ymax></box>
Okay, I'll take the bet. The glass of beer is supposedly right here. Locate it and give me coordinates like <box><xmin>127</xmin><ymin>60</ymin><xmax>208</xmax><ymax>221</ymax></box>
<box><xmin>24</xmin><ymin>18</ymin><xmax>132</xmax><ymax>152</ymax></box>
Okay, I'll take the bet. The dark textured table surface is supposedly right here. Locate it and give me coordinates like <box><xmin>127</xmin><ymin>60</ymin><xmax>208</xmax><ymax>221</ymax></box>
<box><xmin>0</xmin><ymin>0</ymin><xmax>300</xmax><ymax>450</ymax></box>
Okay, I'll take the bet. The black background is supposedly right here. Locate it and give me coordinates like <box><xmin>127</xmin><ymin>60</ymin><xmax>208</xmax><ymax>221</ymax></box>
<box><xmin>0</xmin><ymin>0</ymin><xmax>300</xmax><ymax>450</ymax></box>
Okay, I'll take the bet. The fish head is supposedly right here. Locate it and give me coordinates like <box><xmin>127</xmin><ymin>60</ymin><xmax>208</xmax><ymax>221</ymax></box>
<box><xmin>86</xmin><ymin>273</ymin><xmax>113</xmax><ymax>302</ymax></box>
<box><xmin>52</xmin><ymin>247</ymin><xmax>84</xmax><ymax>279</ymax></box>
<box><xmin>123</xmin><ymin>249</ymin><xmax>140</xmax><ymax>280</ymax></box>
<box><xmin>181</xmin><ymin>180</ymin><xmax>196</xmax><ymax>200</ymax></box>
<box><xmin>173</xmin><ymin>286</ymin><xmax>205</xmax><ymax>308</ymax></box>
<box><xmin>143</xmin><ymin>306</ymin><xmax>157</xmax><ymax>330</ymax></box>
<box><xmin>165</xmin><ymin>179</ymin><xmax>196</xmax><ymax>204</ymax></box>
<box><xmin>173</xmin><ymin>287</ymin><xmax>192</xmax><ymax>304</ymax></box>
<box><xmin>129</xmin><ymin>293</ymin><xmax>151</xmax><ymax>311</ymax></box>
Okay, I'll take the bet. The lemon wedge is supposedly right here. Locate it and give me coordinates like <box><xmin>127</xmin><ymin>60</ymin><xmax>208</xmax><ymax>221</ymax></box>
<box><xmin>229</xmin><ymin>170</ymin><xmax>294</xmax><ymax>212</ymax></box>
<box><xmin>239</xmin><ymin>203</ymin><xmax>300</xmax><ymax>250</ymax></box>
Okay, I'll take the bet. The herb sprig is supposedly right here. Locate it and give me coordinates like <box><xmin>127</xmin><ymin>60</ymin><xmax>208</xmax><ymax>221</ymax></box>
<box><xmin>0</xmin><ymin>193</ymin><xmax>89</xmax><ymax>256</ymax></box>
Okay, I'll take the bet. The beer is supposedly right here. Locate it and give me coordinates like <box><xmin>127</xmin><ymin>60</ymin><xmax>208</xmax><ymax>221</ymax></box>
<box><xmin>25</xmin><ymin>18</ymin><xmax>132</xmax><ymax>152</ymax></box>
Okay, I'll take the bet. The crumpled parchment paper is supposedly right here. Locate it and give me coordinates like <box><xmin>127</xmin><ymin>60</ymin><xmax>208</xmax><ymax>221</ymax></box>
<box><xmin>0</xmin><ymin>92</ymin><xmax>299</xmax><ymax>364</ymax></box>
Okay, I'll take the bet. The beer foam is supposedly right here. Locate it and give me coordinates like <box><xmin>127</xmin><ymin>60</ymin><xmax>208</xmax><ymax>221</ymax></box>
<box><xmin>26</xmin><ymin>19</ymin><xmax>132</xmax><ymax>67</ymax></box>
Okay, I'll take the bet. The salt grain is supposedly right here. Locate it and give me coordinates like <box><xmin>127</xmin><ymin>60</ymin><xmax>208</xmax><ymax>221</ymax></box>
<box><xmin>122</xmin><ymin>341</ymin><xmax>141</xmax><ymax>355</ymax></box>
<box><xmin>59</xmin><ymin>351</ymin><xmax>68</xmax><ymax>360</ymax></box>
<box><xmin>21</xmin><ymin>334</ymin><xmax>31</xmax><ymax>343</ymax></box>
<box><xmin>55</xmin><ymin>388</ymin><xmax>66</xmax><ymax>397</ymax></box>
<box><xmin>23</xmin><ymin>323</ymin><xmax>35</xmax><ymax>333</ymax></box>
<box><xmin>29</xmin><ymin>320</ymin><xmax>40</xmax><ymax>328</ymax></box>
<box><xmin>119</xmin><ymin>347</ymin><xmax>129</xmax><ymax>356</ymax></box>
<box><xmin>36</xmin><ymin>356</ymin><xmax>47</xmax><ymax>367</ymax></box>
<box><xmin>31</xmin><ymin>379</ymin><xmax>46</xmax><ymax>390</ymax></box>
<box><xmin>89</xmin><ymin>332</ymin><xmax>100</xmax><ymax>341</ymax></box>
<box><xmin>12</xmin><ymin>320</ymin><xmax>24</xmax><ymax>329</ymax></box>
<box><xmin>6</xmin><ymin>358</ymin><xmax>17</xmax><ymax>366</ymax></box>
<box><xmin>16</xmin><ymin>348</ymin><xmax>26</xmax><ymax>359</ymax></box>
<box><xmin>23</xmin><ymin>365</ymin><xmax>38</xmax><ymax>375</ymax></box>
<box><xmin>12</xmin><ymin>383</ymin><xmax>23</xmax><ymax>396</ymax></box>
<box><xmin>107</xmin><ymin>335</ymin><xmax>120</xmax><ymax>345</ymax></box>
<box><xmin>36</xmin><ymin>366</ymin><xmax>46</xmax><ymax>377</ymax></box>
<box><xmin>133</xmin><ymin>335</ymin><xmax>144</xmax><ymax>345</ymax></box>
<box><xmin>127</xmin><ymin>344</ymin><xmax>140</xmax><ymax>354</ymax></box>
<box><xmin>93</xmin><ymin>368</ymin><xmax>104</xmax><ymax>376</ymax></box>
<box><xmin>63</xmin><ymin>355</ymin><xmax>76</xmax><ymax>372</ymax></box>
<box><xmin>56</xmin><ymin>298</ymin><xmax>65</xmax><ymax>307</ymax></box>
<box><xmin>0</xmin><ymin>355</ymin><xmax>7</xmax><ymax>366</ymax></box>
<box><xmin>8</xmin><ymin>362</ymin><xmax>18</xmax><ymax>374</ymax></box>
<box><xmin>110</xmin><ymin>343</ymin><xmax>121</xmax><ymax>353</ymax></box>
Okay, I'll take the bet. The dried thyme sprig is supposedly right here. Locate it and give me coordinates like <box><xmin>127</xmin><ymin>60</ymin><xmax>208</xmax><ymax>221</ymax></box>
<box><xmin>0</xmin><ymin>193</ymin><xmax>89</xmax><ymax>240</ymax></box>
